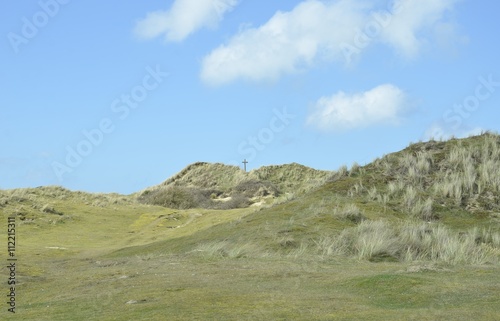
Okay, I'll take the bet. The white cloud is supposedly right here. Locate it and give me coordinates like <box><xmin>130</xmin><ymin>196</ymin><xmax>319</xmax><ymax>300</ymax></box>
<box><xmin>201</xmin><ymin>0</ymin><xmax>461</xmax><ymax>85</ymax></box>
<box><xmin>306</xmin><ymin>84</ymin><xmax>408</xmax><ymax>131</ymax></box>
<box><xmin>424</xmin><ymin>123</ymin><xmax>484</xmax><ymax>141</ymax></box>
<box><xmin>380</xmin><ymin>0</ymin><xmax>462</xmax><ymax>58</ymax></box>
<box><xmin>201</xmin><ymin>0</ymin><xmax>366</xmax><ymax>85</ymax></box>
<box><xmin>134</xmin><ymin>0</ymin><xmax>238</xmax><ymax>42</ymax></box>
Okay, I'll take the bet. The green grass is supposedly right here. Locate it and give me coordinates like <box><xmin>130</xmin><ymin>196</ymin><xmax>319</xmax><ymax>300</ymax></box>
<box><xmin>10</xmin><ymin>252</ymin><xmax>500</xmax><ymax>320</ymax></box>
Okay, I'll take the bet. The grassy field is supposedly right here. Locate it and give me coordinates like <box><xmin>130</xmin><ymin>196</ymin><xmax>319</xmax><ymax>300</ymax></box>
<box><xmin>2</xmin><ymin>134</ymin><xmax>500</xmax><ymax>320</ymax></box>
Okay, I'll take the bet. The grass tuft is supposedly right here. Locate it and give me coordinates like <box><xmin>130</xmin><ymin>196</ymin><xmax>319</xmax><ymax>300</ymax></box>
<box><xmin>317</xmin><ymin>220</ymin><xmax>500</xmax><ymax>264</ymax></box>
<box><xmin>333</xmin><ymin>204</ymin><xmax>366</xmax><ymax>223</ymax></box>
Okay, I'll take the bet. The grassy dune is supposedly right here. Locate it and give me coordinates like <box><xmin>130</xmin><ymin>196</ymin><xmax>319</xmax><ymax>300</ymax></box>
<box><xmin>1</xmin><ymin>133</ymin><xmax>500</xmax><ymax>320</ymax></box>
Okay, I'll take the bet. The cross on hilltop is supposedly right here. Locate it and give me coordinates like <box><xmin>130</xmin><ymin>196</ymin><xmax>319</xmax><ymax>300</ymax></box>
<box><xmin>242</xmin><ymin>159</ymin><xmax>248</xmax><ymax>172</ymax></box>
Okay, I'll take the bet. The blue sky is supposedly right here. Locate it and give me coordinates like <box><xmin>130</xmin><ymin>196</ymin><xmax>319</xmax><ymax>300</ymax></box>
<box><xmin>1</xmin><ymin>0</ymin><xmax>500</xmax><ymax>194</ymax></box>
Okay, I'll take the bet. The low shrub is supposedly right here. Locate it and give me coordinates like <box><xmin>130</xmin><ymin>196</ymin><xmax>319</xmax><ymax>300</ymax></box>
<box><xmin>214</xmin><ymin>194</ymin><xmax>251</xmax><ymax>210</ymax></box>
<box><xmin>138</xmin><ymin>186</ymin><xmax>251</xmax><ymax>210</ymax></box>
<box><xmin>232</xmin><ymin>180</ymin><xmax>279</xmax><ymax>198</ymax></box>
<box><xmin>138</xmin><ymin>186</ymin><xmax>215</xmax><ymax>209</ymax></box>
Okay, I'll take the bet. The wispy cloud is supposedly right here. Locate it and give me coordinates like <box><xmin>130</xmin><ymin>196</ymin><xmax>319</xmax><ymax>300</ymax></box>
<box><xmin>379</xmin><ymin>0</ymin><xmax>462</xmax><ymax>58</ymax></box>
<box><xmin>201</xmin><ymin>0</ymin><xmax>461</xmax><ymax>86</ymax></box>
<box><xmin>306</xmin><ymin>84</ymin><xmax>408</xmax><ymax>131</ymax></box>
<box><xmin>134</xmin><ymin>0</ymin><xmax>239</xmax><ymax>42</ymax></box>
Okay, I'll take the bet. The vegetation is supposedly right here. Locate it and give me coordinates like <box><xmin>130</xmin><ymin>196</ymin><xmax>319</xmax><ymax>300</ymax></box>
<box><xmin>137</xmin><ymin>162</ymin><xmax>332</xmax><ymax>209</ymax></box>
<box><xmin>316</xmin><ymin>220</ymin><xmax>499</xmax><ymax>264</ymax></box>
<box><xmin>346</xmin><ymin>132</ymin><xmax>500</xmax><ymax>222</ymax></box>
<box><xmin>1</xmin><ymin>133</ymin><xmax>500</xmax><ymax>320</ymax></box>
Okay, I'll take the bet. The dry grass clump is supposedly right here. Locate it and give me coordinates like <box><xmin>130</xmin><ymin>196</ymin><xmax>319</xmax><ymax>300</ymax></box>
<box><xmin>410</xmin><ymin>198</ymin><xmax>434</xmax><ymax>221</ymax></box>
<box><xmin>316</xmin><ymin>221</ymin><xmax>397</xmax><ymax>261</ymax></box>
<box><xmin>349</xmin><ymin>162</ymin><xmax>360</xmax><ymax>176</ymax></box>
<box><xmin>332</xmin><ymin>204</ymin><xmax>366</xmax><ymax>223</ymax></box>
<box><xmin>387</xmin><ymin>180</ymin><xmax>405</xmax><ymax>197</ymax></box>
<box><xmin>398</xmin><ymin>151</ymin><xmax>433</xmax><ymax>187</ymax></box>
<box><xmin>41</xmin><ymin>204</ymin><xmax>63</xmax><ymax>215</ymax></box>
<box><xmin>191</xmin><ymin>241</ymin><xmax>260</xmax><ymax>259</ymax></box>
<box><xmin>402</xmin><ymin>186</ymin><xmax>418</xmax><ymax>209</ymax></box>
<box><xmin>330</xmin><ymin>164</ymin><xmax>349</xmax><ymax>181</ymax></box>
<box><xmin>348</xmin><ymin>181</ymin><xmax>366</xmax><ymax>197</ymax></box>
<box><xmin>316</xmin><ymin>220</ymin><xmax>500</xmax><ymax>264</ymax></box>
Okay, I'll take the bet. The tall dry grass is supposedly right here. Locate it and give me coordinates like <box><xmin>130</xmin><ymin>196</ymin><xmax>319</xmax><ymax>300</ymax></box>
<box><xmin>316</xmin><ymin>220</ymin><xmax>500</xmax><ymax>264</ymax></box>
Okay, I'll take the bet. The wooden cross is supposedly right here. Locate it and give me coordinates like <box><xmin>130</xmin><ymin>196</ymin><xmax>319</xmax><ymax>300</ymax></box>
<box><xmin>242</xmin><ymin>159</ymin><xmax>248</xmax><ymax>172</ymax></box>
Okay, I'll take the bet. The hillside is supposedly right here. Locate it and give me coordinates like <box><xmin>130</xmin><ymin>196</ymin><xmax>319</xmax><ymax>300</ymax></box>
<box><xmin>117</xmin><ymin>133</ymin><xmax>500</xmax><ymax>264</ymax></box>
<box><xmin>358</xmin><ymin>132</ymin><xmax>500</xmax><ymax>219</ymax></box>
<box><xmin>137</xmin><ymin>162</ymin><xmax>333</xmax><ymax>209</ymax></box>
<box><xmin>1</xmin><ymin>133</ymin><xmax>500</xmax><ymax>320</ymax></box>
